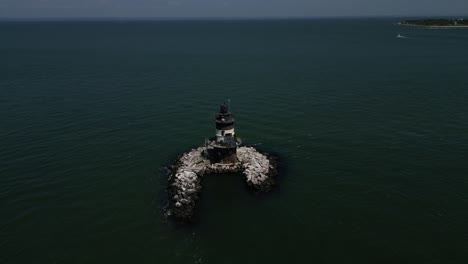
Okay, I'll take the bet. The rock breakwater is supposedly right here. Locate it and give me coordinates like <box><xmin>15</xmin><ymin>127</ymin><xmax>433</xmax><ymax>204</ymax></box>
<box><xmin>166</xmin><ymin>145</ymin><xmax>277</xmax><ymax>219</ymax></box>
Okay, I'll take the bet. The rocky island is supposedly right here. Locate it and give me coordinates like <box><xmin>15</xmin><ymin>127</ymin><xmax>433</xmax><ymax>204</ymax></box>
<box><xmin>399</xmin><ymin>18</ymin><xmax>468</xmax><ymax>28</ymax></box>
<box><xmin>165</xmin><ymin>102</ymin><xmax>277</xmax><ymax>220</ymax></box>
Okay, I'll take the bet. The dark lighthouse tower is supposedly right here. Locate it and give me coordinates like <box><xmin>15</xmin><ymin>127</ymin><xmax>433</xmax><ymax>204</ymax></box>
<box><xmin>210</xmin><ymin>102</ymin><xmax>239</xmax><ymax>164</ymax></box>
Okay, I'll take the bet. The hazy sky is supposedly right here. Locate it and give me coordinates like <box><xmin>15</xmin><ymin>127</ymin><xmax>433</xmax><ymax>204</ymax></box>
<box><xmin>1</xmin><ymin>0</ymin><xmax>467</xmax><ymax>18</ymax></box>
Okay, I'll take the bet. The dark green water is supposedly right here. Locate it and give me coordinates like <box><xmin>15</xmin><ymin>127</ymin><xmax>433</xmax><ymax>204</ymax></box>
<box><xmin>1</xmin><ymin>19</ymin><xmax>468</xmax><ymax>263</ymax></box>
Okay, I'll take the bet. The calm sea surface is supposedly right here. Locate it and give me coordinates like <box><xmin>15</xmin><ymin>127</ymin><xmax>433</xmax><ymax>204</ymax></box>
<box><xmin>1</xmin><ymin>19</ymin><xmax>468</xmax><ymax>263</ymax></box>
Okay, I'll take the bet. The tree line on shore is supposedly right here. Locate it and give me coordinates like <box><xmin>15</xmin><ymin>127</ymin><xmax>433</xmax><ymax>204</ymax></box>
<box><xmin>401</xmin><ymin>19</ymin><xmax>468</xmax><ymax>26</ymax></box>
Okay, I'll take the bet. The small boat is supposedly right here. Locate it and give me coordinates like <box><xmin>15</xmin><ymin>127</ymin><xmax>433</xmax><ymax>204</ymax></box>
<box><xmin>396</xmin><ymin>33</ymin><xmax>406</xmax><ymax>38</ymax></box>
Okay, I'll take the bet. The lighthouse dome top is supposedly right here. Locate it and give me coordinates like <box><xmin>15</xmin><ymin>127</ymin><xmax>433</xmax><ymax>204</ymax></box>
<box><xmin>220</xmin><ymin>103</ymin><xmax>229</xmax><ymax>114</ymax></box>
<box><xmin>215</xmin><ymin>102</ymin><xmax>235</xmax><ymax>129</ymax></box>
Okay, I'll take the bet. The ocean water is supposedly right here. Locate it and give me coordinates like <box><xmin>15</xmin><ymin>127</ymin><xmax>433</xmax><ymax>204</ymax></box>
<box><xmin>1</xmin><ymin>18</ymin><xmax>468</xmax><ymax>263</ymax></box>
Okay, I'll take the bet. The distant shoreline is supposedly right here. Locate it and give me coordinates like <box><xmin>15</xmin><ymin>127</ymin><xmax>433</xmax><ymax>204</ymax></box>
<box><xmin>399</xmin><ymin>23</ymin><xmax>468</xmax><ymax>28</ymax></box>
<box><xmin>398</xmin><ymin>18</ymin><xmax>468</xmax><ymax>28</ymax></box>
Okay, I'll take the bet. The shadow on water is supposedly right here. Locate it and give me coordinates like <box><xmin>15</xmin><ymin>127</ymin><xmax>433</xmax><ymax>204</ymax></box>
<box><xmin>250</xmin><ymin>144</ymin><xmax>290</xmax><ymax>195</ymax></box>
<box><xmin>149</xmin><ymin>164</ymin><xmax>172</xmax><ymax>225</ymax></box>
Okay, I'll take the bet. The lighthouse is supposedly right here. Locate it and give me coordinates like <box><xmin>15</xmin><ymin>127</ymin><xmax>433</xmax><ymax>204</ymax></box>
<box><xmin>167</xmin><ymin>101</ymin><xmax>277</xmax><ymax>219</ymax></box>
<box><xmin>210</xmin><ymin>102</ymin><xmax>239</xmax><ymax>164</ymax></box>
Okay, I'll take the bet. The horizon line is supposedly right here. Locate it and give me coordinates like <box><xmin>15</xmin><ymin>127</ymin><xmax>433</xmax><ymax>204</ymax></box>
<box><xmin>1</xmin><ymin>14</ymin><xmax>468</xmax><ymax>22</ymax></box>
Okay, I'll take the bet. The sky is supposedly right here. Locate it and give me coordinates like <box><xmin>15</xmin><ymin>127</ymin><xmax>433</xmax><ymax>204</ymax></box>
<box><xmin>0</xmin><ymin>0</ymin><xmax>467</xmax><ymax>19</ymax></box>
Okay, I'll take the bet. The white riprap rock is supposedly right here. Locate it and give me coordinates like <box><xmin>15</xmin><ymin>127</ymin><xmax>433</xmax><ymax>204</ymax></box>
<box><xmin>237</xmin><ymin>147</ymin><xmax>275</xmax><ymax>191</ymax></box>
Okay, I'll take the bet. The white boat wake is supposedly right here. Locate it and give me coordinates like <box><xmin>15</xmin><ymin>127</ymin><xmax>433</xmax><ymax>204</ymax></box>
<box><xmin>396</xmin><ymin>33</ymin><xmax>409</xmax><ymax>38</ymax></box>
